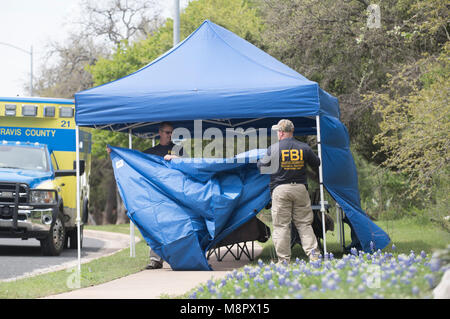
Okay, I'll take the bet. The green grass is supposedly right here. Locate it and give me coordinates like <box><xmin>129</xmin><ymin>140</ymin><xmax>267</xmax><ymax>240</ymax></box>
<box><xmin>0</xmin><ymin>216</ymin><xmax>448</xmax><ymax>299</ymax></box>
<box><xmin>180</xmin><ymin>215</ymin><xmax>450</xmax><ymax>299</ymax></box>
<box><xmin>0</xmin><ymin>224</ymin><xmax>149</xmax><ymax>299</ymax></box>
<box><xmin>255</xmin><ymin>211</ymin><xmax>450</xmax><ymax>263</ymax></box>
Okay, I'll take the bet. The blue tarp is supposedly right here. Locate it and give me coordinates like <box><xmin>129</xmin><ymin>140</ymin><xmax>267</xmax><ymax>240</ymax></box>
<box><xmin>75</xmin><ymin>20</ymin><xmax>391</xmax><ymax>269</ymax></box>
<box><xmin>110</xmin><ymin>146</ymin><xmax>270</xmax><ymax>270</ymax></box>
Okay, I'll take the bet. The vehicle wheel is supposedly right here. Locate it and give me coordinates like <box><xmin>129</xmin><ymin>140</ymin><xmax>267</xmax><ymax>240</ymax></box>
<box><xmin>82</xmin><ymin>198</ymin><xmax>89</xmax><ymax>224</ymax></box>
<box><xmin>40</xmin><ymin>214</ymin><xmax>66</xmax><ymax>256</ymax></box>
<box><xmin>67</xmin><ymin>225</ymin><xmax>83</xmax><ymax>249</ymax></box>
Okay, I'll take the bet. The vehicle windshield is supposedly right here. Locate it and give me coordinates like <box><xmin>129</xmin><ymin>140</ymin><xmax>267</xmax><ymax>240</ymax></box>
<box><xmin>0</xmin><ymin>145</ymin><xmax>49</xmax><ymax>171</ymax></box>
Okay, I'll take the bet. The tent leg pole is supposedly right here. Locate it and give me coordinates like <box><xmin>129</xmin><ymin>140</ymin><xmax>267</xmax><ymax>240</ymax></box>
<box><xmin>76</xmin><ymin>126</ymin><xmax>81</xmax><ymax>275</ymax></box>
<box><xmin>129</xmin><ymin>130</ymin><xmax>135</xmax><ymax>258</ymax></box>
<box><xmin>315</xmin><ymin>116</ymin><xmax>327</xmax><ymax>257</ymax></box>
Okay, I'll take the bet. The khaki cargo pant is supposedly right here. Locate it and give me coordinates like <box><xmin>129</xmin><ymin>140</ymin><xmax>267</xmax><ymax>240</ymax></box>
<box><xmin>271</xmin><ymin>183</ymin><xmax>320</xmax><ymax>263</ymax></box>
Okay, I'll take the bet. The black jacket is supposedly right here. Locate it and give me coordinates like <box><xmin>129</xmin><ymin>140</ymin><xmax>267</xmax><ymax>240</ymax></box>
<box><xmin>257</xmin><ymin>137</ymin><xmax>320</xmax><ymax>193</ymax></box>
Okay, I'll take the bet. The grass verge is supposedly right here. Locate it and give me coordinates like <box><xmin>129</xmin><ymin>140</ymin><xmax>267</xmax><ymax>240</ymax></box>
<box><xmin>0</xmin><ymin>224</ymin><xmax>148</xmax><ymax>299</ymax></box>
<box><xmin>180</xmin><ymin>215</ymin><xmax>450</xmax><ymax>299</ymax></box>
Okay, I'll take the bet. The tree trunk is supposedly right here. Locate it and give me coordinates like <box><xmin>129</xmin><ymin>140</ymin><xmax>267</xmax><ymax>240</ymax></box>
<box><xmin>115</xmin><ymin>186</ymin><xmax>128</xmax><ymax>224</ymax></box>
<box><xmin>103</xmin><ymin>175</ymin><xmax>117</xmax><ymax>224</ymax></box>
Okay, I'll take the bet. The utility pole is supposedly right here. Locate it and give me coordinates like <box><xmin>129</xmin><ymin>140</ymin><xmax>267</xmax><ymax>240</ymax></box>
<box><xmin>173</xmin><ymin>0</ymin><xmax>180</xmax><ymax>46</ymax></box>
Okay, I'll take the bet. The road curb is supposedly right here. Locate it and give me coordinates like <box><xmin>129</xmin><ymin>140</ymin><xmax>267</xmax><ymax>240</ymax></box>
<box><xmin>1</xmin><ymin>229</ymin><xmax>139</xmax><ymax>283</ymax></box>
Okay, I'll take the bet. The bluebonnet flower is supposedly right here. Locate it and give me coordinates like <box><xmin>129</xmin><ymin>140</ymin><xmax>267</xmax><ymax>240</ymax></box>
<box><xmin>424</xmin><ymin>274</ymin><xmax>434</xmax><ymax>288</ymax></box>
<box><xmin>190</xmin><ymin>291</ymin><xmax>197</xmax><ymax>299</ymax></box>
<box><xmin>278</xmin><ymin>275</ymin><xmax>286</xmax><ymax>286</ymax></box>
<box><xmin>400</xmin><ymin>278</ymin><xmax>411</xmax><ymax>285</ymax></box>
<box><xmin>391</xmin><ymin>244</ymin><xmax>396</xmax><ymax>251</ymax></box>
<box><xmin>244</xmin><ymin>281</ymin><xmax>250</xmax><ymax>289</ymax></box>
<box><xmin>291</xmin><ymin>280</ymin><xmax>302</xmax><ymax>291</ymax></box>
<box><xmin>411</xmin><ymin>286</ymin><xmax>420</xmax><ymax>295</ymax></box>
<box><xmin>309</xmin><ymin>284</ymin><xmax>318</xmax><ymax>292</ymax></box>
<box><xmin>408</xmin><ymin>266</ymin><xmax>418</xmax><ymax>274</ymax></box>
<box><xmin>294</xmin><ymin>294</ymin><xmax>303</xmax><ymax>299</ymax></box>
<box><xmin>429</xmin><ymin>258</ymin><xmax>441</xmax><ymax>272</ymax></box>
<box><xmin>263</xmin><ymin>271</ymin><xmax>272</xmax><ymax>281</ymax></box>
<box><xmin>235</xmin><ymin>286</ymin><xmax>242</xmax><ymax>296</ymax></box>
<box><xmin>254</xmin><ymin>276</ymin><xmax>263</xmax><ymax>285</ymax></box>
<box><xmin>197</xmin><ymin>286</ymin><xmax>204</xmax><ymax>292</ymax></box>
<box><xmin>420</xmin><ymin>251</ymin><xmax>427</xmax><ymax>259</ymax></box>
<box><xmin>258</xmin><ymin>259</ymin><xmax>264</xmax><ymax>267</ymax></box>
<box><xmin>268</xmin><ymin>280</ymin><xmax>275</xmax><ymax>290</ymax></box>
<box><xmin>370</xmin><ymin>241</ymin><xmax>375</xmax><ymax>252</ymax></box>
<box><xmin>351</xmin><ymin>247</ymin><xmax>358</xmax><ymax>256</ymax></box>
<box><xmin>357</xmin><ymin>284</ymin><xmax>365</xmax><ymax>293</ymax></box>
<box><xmin>208</xmin><ymin>287</ymin><xmax>217</xmax><ymax>294</ymax></box>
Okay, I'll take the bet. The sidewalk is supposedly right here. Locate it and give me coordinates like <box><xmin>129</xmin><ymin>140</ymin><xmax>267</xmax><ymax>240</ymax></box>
<box><xmin>45</xmin><ymin>242</ymin><xmax>262</xmax><ymax>299</ymax></box>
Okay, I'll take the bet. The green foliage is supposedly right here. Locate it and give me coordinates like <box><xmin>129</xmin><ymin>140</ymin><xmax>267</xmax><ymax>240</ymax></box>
<box><xmin>258</xmin><ymin>0</ymin><xmax>449</xmax><ymax>164</ymax></box>
<box><xmin>371</xmin><ymin>43</ymin><xmax>449</xmax><ymax>200</ymax></box>
<box><xmin>89</xmin><ymin>0</ymin><xmax>263</xmax><ymax>87</ymax></box>
<box><xmin>87</xmin><ymin>0</ymin><xmax>264</xmax><ymax>158</ymax></box>
<box><xmin>352</xmin><ymin>150</ymin><xmax>421</xmax><ymax>219</ymax></box>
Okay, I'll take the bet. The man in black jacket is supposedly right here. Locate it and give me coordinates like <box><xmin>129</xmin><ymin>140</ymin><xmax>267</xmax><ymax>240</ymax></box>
<box><xmin>258</xmin><ymin>119</ymin><xmax>321</xmax><ymax>263</ymax></box>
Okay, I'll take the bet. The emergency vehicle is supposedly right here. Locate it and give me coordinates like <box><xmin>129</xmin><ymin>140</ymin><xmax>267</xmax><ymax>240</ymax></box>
<box><xmin>0</xmin><ymin>97</ymin><xmax>91</xmax><ymax>256</ymax></box>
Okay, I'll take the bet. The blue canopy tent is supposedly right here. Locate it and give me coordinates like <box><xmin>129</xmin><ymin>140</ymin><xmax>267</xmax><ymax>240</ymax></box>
<box><xmin>74</xmin><ymin>20</ymin><xmax>390</xmax><ymax>270</ymax></box>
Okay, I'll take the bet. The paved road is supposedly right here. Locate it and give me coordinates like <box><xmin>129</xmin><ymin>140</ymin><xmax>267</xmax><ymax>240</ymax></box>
<box><xmin>0</xmin><ymin>230</ymin><xmax>132</xmax><ymax>282</ymax></box>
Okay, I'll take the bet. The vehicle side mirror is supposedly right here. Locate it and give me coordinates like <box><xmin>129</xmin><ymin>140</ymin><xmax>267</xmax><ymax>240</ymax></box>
<box><xmin>73</xmin><ymin>160</ymin><xmax>85</xmax><ymax>175</ymax></box>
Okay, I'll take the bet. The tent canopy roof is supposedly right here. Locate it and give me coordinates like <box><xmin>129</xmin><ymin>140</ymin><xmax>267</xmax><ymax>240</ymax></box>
<box><xmin>75</xmin><ymin>20</ymin><xmax>339</xmax><ymax>137</ymax></box>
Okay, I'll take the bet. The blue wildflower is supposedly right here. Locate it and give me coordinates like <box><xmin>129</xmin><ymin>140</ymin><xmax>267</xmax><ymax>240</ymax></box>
<box><xmin>263</xmin><ymin>271</ymin><xmax>272</xmax><ymax>281</ymax></box>
<box><xmin>268</xmin><ymin>280</ymin><xmax>275</xmax><ymax>290</ymax></box>
<box><xmin>429</xmin><ymin>258</ymin><xmax>441</xmax><ymax>272</ymax></box>
<box><xmin>370</xmin><ymin>241</ymin><xmax>375</xmax><ymax>252</ymax></box>
<box><xmin>391</xmin><ymin>244</ymin><xmax>396</xmax><ymax>251</ymax></box>
<box><xmin>244</xmin><ymin>281</ymin><xmax>250</xmax><ymax>289</ymax></box>
<box><xmin>309</xmin><ymin>284</ymin><xmax>318</xmax><ymax>292</ymax></box>
<box><xmin>411</xmin><ymin>286</ymin><xmax>419</xmax><ymax>295</ymax></box>
<box><xmin>235</xmin><ymin>286</ymin><xmax>242</xmax><ymax>296</ymax></box>
<box><xmin>420</xmin><ymin>251</ymin><xmax>427</xmax><ymax>259</ymax></box>
<box><xmin>258</xmin><ymin>259</ymin><xmax>264</xmax><ymax>267</ymax></box>
<box><xmin>424</xmin><ymin>274</ymin><xmax>434</xmax><ymax>288</ymax></box>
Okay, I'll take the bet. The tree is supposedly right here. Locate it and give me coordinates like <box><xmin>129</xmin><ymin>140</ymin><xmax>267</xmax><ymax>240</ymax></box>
<box><xmin>87</xmin><ymin>0</ymin><xmax>265</xmax><ymax>224</ymax></box>
<box><xmin>372</xmin><ymin>43</ymin><xmax>449</xmax><ymax>200</ymax></box>
<box><xmin>258</xmin><ymin>0</ymin><xmax>448</xmax><ymax>162</ymax></box>
<box><xmin>78</xmin><ymin>0</ymin><xmax>163</xmax><ymax>46</ymax></box>
<box><xmin>33</xmin><ymin>33</ymin><xmax>108</xmax><ymax>98</ymax></box>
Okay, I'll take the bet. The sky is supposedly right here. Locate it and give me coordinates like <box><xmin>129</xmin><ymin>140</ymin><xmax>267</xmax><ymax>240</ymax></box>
<box><xmin>0</xmin><ymin>0</ymin><xmax>189</xmax><ymax>97</ymax></box>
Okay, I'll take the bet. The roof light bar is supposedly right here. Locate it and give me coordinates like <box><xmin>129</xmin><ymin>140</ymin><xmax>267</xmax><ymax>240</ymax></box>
<box><xmin>59</xmin><ymin>107</ymin><xmax>74</xmax><ymax>118</ymax></box>
<box><xmin>5</xmin><ymin>104</ymin><xmax>16</xmax><ymax>116</ymax></box>
<box><xmin>22</xmin><ymin>105</ymin><xmax>38</xmax><ymax>117</ymax></box>
<box><xmin>44</xmin><ymin>106</ymin><xmax>56</xmax><ymax>117</ymax></box>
